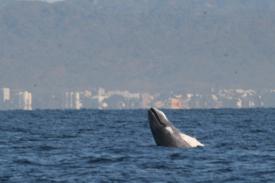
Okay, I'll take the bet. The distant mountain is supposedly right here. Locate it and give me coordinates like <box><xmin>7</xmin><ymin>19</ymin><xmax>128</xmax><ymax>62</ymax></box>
<box><xmin>0</xmin><ymin>0</ymin><xmax>275</xmax><ymax>94</ymax></box>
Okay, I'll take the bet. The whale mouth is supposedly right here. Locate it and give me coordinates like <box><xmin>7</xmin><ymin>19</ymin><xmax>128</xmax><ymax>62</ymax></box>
<box><xmin>149</xmin><ymin>108</ymin><xmax>167</xmax><ymax>127</ymax></box>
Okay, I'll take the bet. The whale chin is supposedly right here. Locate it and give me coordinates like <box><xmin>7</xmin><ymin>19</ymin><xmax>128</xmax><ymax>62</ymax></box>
<box><xmin>148</xmin><ymin>108</ymin><xmax>204</xmax><ymax>148</ymax></box>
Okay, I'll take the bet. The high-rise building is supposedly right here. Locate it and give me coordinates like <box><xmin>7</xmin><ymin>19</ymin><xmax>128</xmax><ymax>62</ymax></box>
<box><xmin>0</xmin><ymin>87</ymin><xmax>12</xmax><ymax>110</ymax></box>
<box><xmin>19</xmin><ymin>91</ymin><xmax>32</xmax><ymax>110</ymax></box>
<box><xmin>65</xmin><ymin>91</ymin><xmax>82</xmax><ymax>109</ymax></box>
<box><xmin>75</xmin><ymin>92</ymin><xmax>82</xmax><ymax>110</ymax></box>
<box><xmin>3</xmin><ymin>88</ymin><xmax>11</xmax><ymax>102</ymax></box>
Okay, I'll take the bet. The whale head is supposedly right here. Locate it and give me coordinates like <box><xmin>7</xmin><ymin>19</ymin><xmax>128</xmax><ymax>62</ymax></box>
<box><xmin>148</xmin><ymin>108</ymin><xmax>177</xmax><ymax>146</ymax></box>
<box><xmin>148</xmin><ymin>108</ymin><xmax>170</xmax><ymax>128</ymax></box>
<box><xmin>148</xmin><ymin>107</ymin><xmax>171</xmax><ymax>128</ymax></box>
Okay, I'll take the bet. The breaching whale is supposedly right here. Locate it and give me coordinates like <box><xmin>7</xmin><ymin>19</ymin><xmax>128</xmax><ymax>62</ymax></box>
<box><xmin>148</xmin><ymin>108</ymin><xmax>204</xmax><ymax>148</ymax></box>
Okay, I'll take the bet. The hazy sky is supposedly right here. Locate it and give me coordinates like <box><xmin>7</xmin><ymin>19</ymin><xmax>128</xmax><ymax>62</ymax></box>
<box><xmin>19</xmin><ymin>0</ymin><xmax>65</xmax><ymax>3</ymax></box>
<box><xmin>0</xmin><ymin>0</ymin><xmax>275</xmax><ymax>93</ymax></box>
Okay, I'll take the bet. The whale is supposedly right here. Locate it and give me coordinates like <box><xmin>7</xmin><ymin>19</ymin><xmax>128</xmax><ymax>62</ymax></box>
<box><xmin>148</xmin><ymin>108</ymin><xmax>204</xmax><ymax>148</ymax></box>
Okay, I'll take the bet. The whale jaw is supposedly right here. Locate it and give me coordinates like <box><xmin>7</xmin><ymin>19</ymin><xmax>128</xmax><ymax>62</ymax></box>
<box><xmin>148</xmin><ymin>108</ymin><xmax>204</xmax><ymax>148</ymax></box>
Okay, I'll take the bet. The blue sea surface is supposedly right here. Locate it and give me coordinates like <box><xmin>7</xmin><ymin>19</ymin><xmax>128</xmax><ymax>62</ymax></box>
<box><xmin>0</xmin><ymin>109</ymin><xmax>275</xmax><ymax>182</ymax></box>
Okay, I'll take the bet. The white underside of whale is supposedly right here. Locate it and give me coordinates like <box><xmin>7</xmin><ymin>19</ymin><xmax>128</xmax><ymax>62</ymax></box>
<box><xmin>179</xmin><ymin>133</ymin><xmax>204</xmax><ymax>147</ymax></box>
<box><xmin>165</xmin><ymin>126</ymin><xmax>204</xmax><ymax>148</ymax></box>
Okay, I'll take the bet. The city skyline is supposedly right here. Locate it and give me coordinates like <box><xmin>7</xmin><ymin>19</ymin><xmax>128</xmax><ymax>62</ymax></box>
<box><xmin>2</xmin><ymin>86</ymin><xmax>275</xmax><ymax>110</ymax></box>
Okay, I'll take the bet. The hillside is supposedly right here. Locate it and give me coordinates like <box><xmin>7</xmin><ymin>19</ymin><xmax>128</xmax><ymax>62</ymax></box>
<box><xmin>0</xmin><ymin>0</ymin><xmax>275</xmax><ymax>93</ymax></box>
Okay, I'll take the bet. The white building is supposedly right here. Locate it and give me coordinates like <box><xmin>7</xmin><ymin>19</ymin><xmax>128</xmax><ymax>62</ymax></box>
<box><xmin>75</xmin><ymin>92</ymin><xmax>82</xmax><ymax>110</ymax></box>
<box><xmin>19</xmin><ymin>91</ymin><xmax>32</xmax><ymax>110</ymax></box>
<box><xmin>3</xmin><ymin>88</ymin><xmax>11</xmax><ymax>102</ymax></box>
<box><xmin>65</xmin><ymin>91</ymin><xmax>82</xmax><ymax>110</ymax></box>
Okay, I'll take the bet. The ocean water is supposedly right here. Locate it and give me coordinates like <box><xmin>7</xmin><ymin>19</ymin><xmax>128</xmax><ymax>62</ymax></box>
<box><xmin>0</xmin><ymin>109</ymin><xmax>274</xmax><ymax>183</ymax></box>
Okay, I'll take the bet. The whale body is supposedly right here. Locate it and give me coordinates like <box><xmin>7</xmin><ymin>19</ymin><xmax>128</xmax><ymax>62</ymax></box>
<box><xmin>148</xmin><ymin>108</ymin><xmax>204</xmax><ymax>148</ymax></box>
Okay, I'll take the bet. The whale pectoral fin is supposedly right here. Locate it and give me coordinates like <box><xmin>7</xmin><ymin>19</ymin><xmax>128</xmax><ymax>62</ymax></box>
<box><xmin>165</xmin><ymin>126</ymin><xmax>174</xmax><ymax>134</ymax></box>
